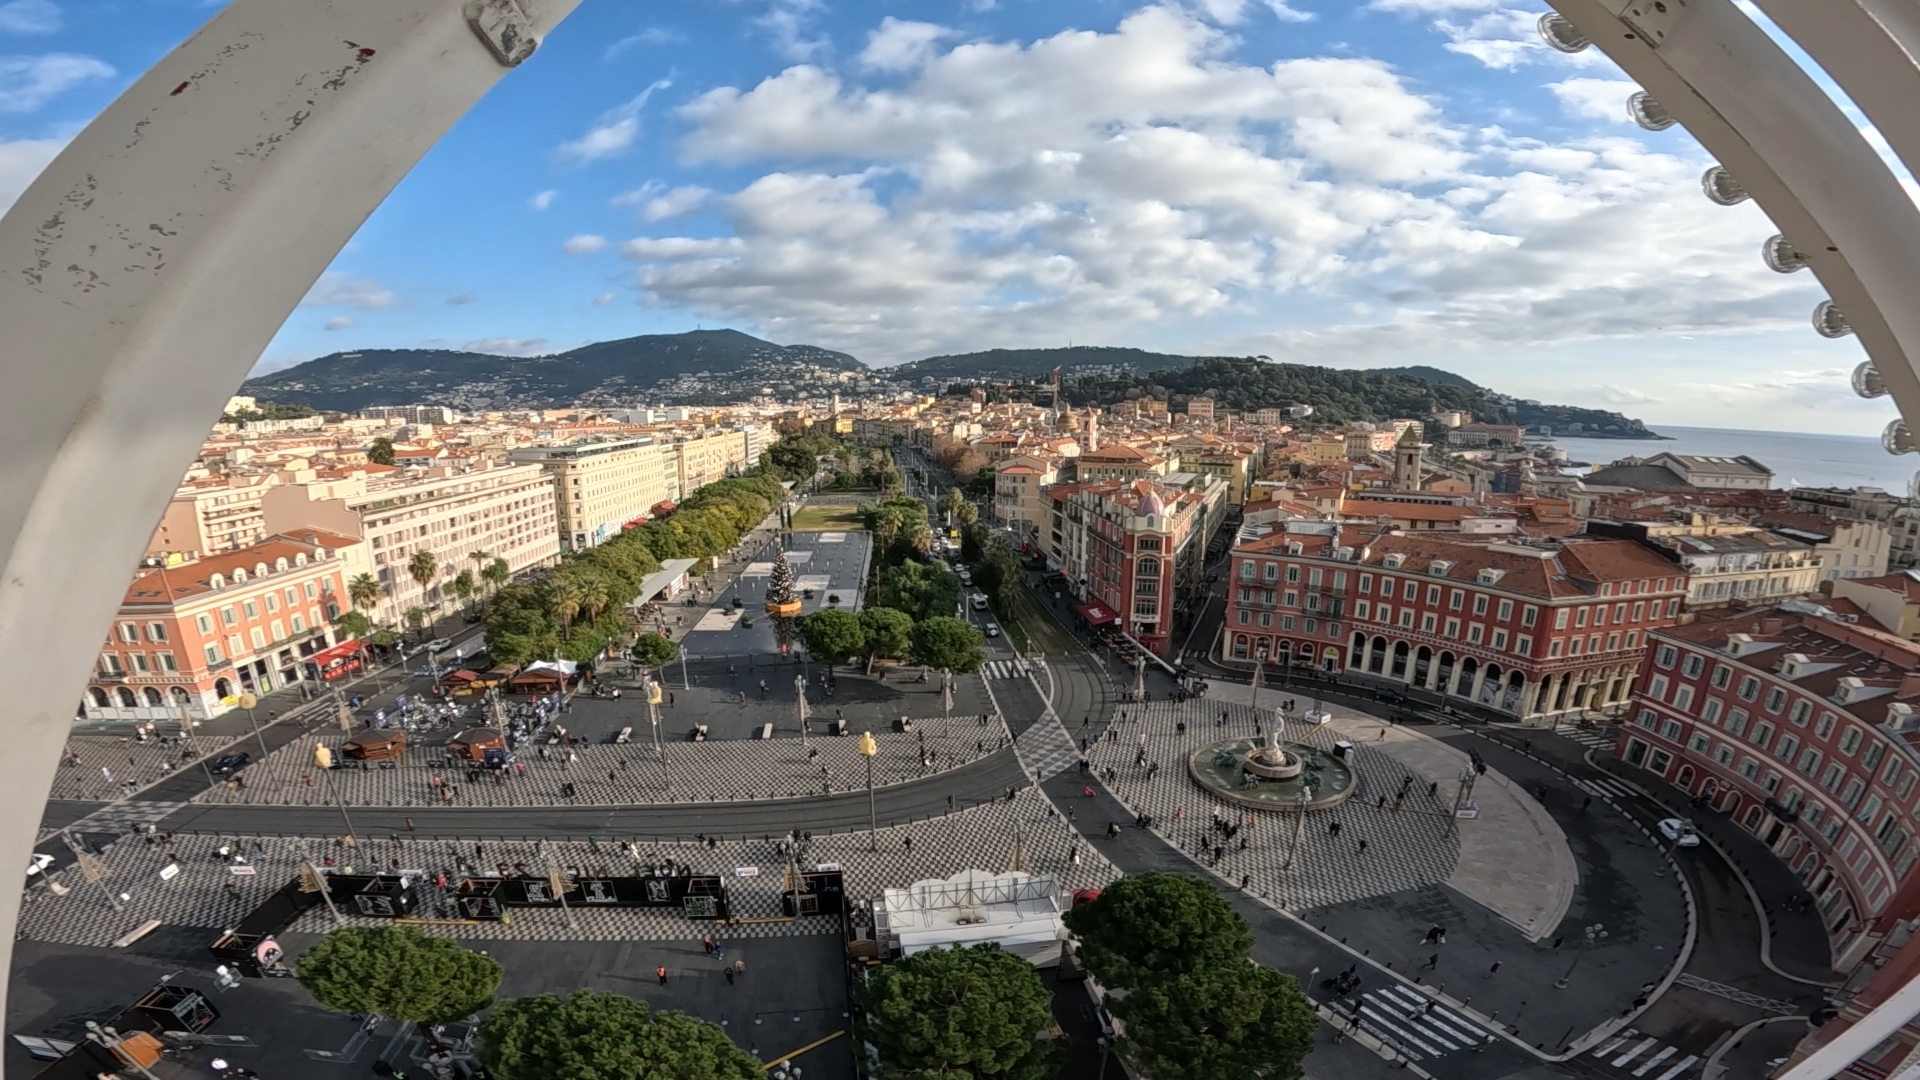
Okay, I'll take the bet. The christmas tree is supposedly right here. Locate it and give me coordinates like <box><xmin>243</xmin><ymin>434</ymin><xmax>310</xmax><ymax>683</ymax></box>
<box><xmin>767</xmin><ymin>550</ymin><xmax>797</xmax><ymax>606</ymax></box>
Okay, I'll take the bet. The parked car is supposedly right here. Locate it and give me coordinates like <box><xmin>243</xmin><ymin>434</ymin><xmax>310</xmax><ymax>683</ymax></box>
<box><xmin>426</xmin><ymin>637</ymin><xmax>454</xmax><ymax>654</ymax></box>
<box><xmin>209</xmin><ymin>751</ymin><xmax>251</xmax><ymax>776</ymax></box>
<box><xmin>26</xmin><ymin>853</ymin><xmax>53</xmax><ymax>882</ymax></box>
<box><xmin>1657</xmin><ymin>818</ymin><xmax>1701</xmax><ymax>847</ymax></box>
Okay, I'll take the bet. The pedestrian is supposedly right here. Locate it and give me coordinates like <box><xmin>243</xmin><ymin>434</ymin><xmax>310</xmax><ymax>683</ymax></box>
<box><xmin>725</xmin><ymin>967</ymin><xmax>735</xmax><ymax>985</ymax></box>
<box><xmin>1328</xmin><ymin>821</ymin><xmax>1342</xmax><ymax>838</ymax></box>
<box><xmin>656</xmin><ymin>965</ymin><xmax>669</xmax><ymax>985</ymax></box>
<box><xmin>1428</xmin><ymin>781</ymin><xmax>1439</xmax><ymax>798</ymax></box>
<box><xmin>1421</xmin><ymin>953</ymin><xmax>1439</xmax><ymax>971</ymax></box>
<box><xmin>732</xmin><ymin>958</ymin><xmax>745</xmax><ymax>976</ymax></box>
<box><xmin>715</xmin><ymin>941</ymin><xmax>726</xmax><ymax>961</ymax></box>
<box><xmin>1486</xmin><ymin>961</ymin><xmax>1502</xmax><ymax>977</ymax></box>
<box><xmin>1582</xmin><ymin>796</ymin><xmax>1593</xmax><ymax>812</ymax></box>
<box><xmin>1357</xmin><ymin>839</ymin><xmax>1368</xmax><ymax>854</ymax></box>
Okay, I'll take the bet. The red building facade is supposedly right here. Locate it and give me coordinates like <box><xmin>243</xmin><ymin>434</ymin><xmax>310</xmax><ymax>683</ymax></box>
<box><xmin>1623</xmin><ymin>608</ymin><xmax>1920</xmax><ymax>973</ymax></box>
<box><xmin>1222</xmin><ymin>524</ymin><xmax>1685</xmax><ymax>719</ymax></box>
<box><xmin>1046</xmin><ymin>479</ymin><xmax>1216</xmax><ymax>656</ymax></box>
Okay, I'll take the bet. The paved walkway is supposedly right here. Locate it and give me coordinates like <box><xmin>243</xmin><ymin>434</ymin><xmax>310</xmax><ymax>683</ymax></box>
<box><xmin>1199</xmin><ymin>683</ymin><xmax>1578</xmax><ymax>942</ymax></box>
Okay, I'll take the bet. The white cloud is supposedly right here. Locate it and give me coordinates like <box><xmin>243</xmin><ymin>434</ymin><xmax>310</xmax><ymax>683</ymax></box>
<box><xmin>0</xmin><ymin>0</ymin><xmax>60</xmax><ymax>34</ymax></box>
<box><xmin>615</xmin><ymin>182</ymin><xmax>713</xmax><ymax>221</ymax></box>
<box><xmin>1266</xmin><ymin>1</ymin><xmax>1316</xmax><ymax>22</ymax></box>
<box><xmin>447</xmin><ymin>292</ymin><xmax>477</xmax><ymax>305</ymax></box>
<box><xmin>564</xmin><ymin>234</ymin><xmax>610</xmax><ymax>255</ymax></box>
<box><xmin>302</xmin><ymin>271</ymin><xmax>401</xmax><ymax>310</ymax></box>
<box><xmin>1368</xmin><ymin>0</ymin><xmax>1496</xmax><ymax>10</ymax></box>
<box><xmin>0</xmin><ymin>53</ymin><xmax>113</xmax><ymax>112</ymax></box>
<box><xmin>607</xmin><ymin>3</ymin><xmax>1822</xmax><ymax>378</ymax></box>
<box><xmin>594</xmin><ymin>292</ymin><xmax>618</xmax><ymax>306</ymax></box>
<box><xmin>555</xmin><ymin>79</ymin><xmax>672</xmax><ymax>165</ymax></box>
<box><xmin>1548</xmin><ymin>77</ymin><xmax>1635</xmax><ymax>124</ymax></box>
<box><xmin>860</xmin><ymin>18</ymin><xmax>953</xmax><ymax>72</ymax></box>
<box><xmin>0</xmin><ymin>132</ymin><xmax>61</xmax><ymax>212</ymax></box>
<box><xmin>324</xmin><ymin>315</ymin><xmax>355</xmax><ymax>331</ymax></box>
<box><xmin>755</xmin><ymin>0</ymin><xmax>829</xmax><ymax>62</ymax></box>
<box><xmin>605</xmin><ymin>26</ymin><xmax>686</xmax><ymax>60</ymax></box>
<box><xmin>463</xmin><ymin>337</ymin><xmax>550</xmax><ymax>356</ymax></box>
<box><xmin>530</xmin><ymin>189</ymin><xmax>558</xmax><ymax>210</ymax></box>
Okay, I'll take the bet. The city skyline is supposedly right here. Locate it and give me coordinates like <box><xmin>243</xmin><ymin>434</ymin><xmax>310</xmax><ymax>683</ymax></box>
<box><xmin>0</xmin><ymin>0</ymin><xmax>1903</xmax><ymax>436</ymax></box>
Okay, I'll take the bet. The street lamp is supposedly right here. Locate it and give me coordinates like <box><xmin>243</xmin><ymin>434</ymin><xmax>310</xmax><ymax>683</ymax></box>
<box><xmin>858</xmin><ymin>731</ymin><xmax>878</xmax><ymax>851</ymax></box>
<box><xmin>1253</xmin><ymin>646</ymin><xmax>1269</xmax><ymax>715</ymax></box>
<box><xmin>794</xmin><ymin>674</ymin><xmax>810</xmax><ymax>754</ymax></box>
<box><xmin>1554</xmin><ymin>922</ymin><xmax>1607</xmax><ymax>989</ymax></box>
<box><xmin>236</xmin><ymin>691</ymin><xmax>270</xmax><ymax>760</ymax></box>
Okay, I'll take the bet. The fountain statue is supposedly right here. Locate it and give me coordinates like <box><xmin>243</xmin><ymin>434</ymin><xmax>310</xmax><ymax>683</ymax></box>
<box><xmin>1241</xmin><ymin>729</ymin><xmax>1304</xmax><ymax>781</ymax></box>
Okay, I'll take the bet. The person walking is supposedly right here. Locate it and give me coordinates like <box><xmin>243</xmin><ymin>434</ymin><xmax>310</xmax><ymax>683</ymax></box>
<box><xmin>1357</xmin><ymin>839</ymin><xmax>1369</xmax><ymax>854</ymax></box>
<box><xmin>732</xmin><ymin>958</ymin><xmax>745</xmax><ymax>977</ymax></box>
<box><xmin>1486</xmin><ymin>961</ymin><xmax>1502</xmax><ymax>977</ymax></box>
<box><xmin>656</xmin><ymin>965</ymin><xmax>669</xmax><ymax>985</ymax></box>
<box><xmin>1328</xmin><ymin>820</ymin><xmax>1342</xmax><ymax>838</ymax></box>
<box><xmin>1421</xmin><ymin>953</ymin><xmax>1439</xmax><ymax>971</ymax></box>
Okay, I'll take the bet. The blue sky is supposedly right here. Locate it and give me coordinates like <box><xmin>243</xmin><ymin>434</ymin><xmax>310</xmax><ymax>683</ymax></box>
<box><xmin>0</xmin><ymin>0</ymin><xmax>1900</xmax><ymax>435</ymax></box>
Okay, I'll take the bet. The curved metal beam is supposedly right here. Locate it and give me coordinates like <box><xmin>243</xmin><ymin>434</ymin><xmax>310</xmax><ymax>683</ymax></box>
<box><xmin>1746</xmin><ymin>0</ymin><xmax>1920</xmax><ymax>193</ymax></box>
<box><xmin>0</xmin><ymin>0</ymin><xmax>578</xmax><ymax>1063</ymax></box>
<box><xmin>1547</xmin><ymin>0</ymin><xmax>1920</xmax><ymax>478</ymax></box>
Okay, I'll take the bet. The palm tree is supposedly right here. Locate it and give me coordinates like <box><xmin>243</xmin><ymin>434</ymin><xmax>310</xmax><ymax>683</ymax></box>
<box><xmin>408</xmin><ymin>549</ymin><xmax>439</xmax><ymax>613</ymax></box>
<box><xmin>402</xmin><ymin>605</ymin><xmax>432</xmax><ymax>643</ymax></box>
<box><xmin>955</xmin><ymin>502</ymin><xmax>979</xmax><ymax>526</ymax></box>
<box><xmin>547</xmin><ymin>580</ymin><xmax>584</xmax><ymax>642</ymax></box>
<box><xmin>347</xmin><ymin>573</ymin><xmax>384</xmax><ymax>614</ymax></box>
<box><xmin>940</xmin><ymin>487</ymin><xmax>965</xmax><ymax>526</ymax></box>
<box><xmin>468</xmin><ymin>550</ymin><xmax>493</xmax><ymax>604</ymax></box>
<box><xmin>450</xmin><ymin>570</ymin><xmax>477</xmax><ymax>616</ymax></box>
<box><xmin>483</xmin><ymin>557</ymin><xmax>510</xmax><ymax>597</ymax></box>
<box><xmin>576</xmin><ymin>575</ymin><xmax>611</xmax><ymax>628</ymax></box>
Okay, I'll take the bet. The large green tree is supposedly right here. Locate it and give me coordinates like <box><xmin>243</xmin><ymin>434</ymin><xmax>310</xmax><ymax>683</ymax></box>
<box><xmin>1061</xmin><ymin>873</ymin><xmax>1254</xmax><ymax>988</ymax></box>
<box><xmin>858</xmin><ymin>607</ymin><xmax>914</xmax><ymax>671</ymax></box>
<box><xmin>857</xmin><ymin>944</ymin><xmax>1060</xmax><ymax>1080</ymax></box>
<box><xmin>1113</xmin><ymin>963</ymin><xmax>1318</xmax><ymax>1080</ymax></box>
<box><xmin>297</xmin><ymin>926</ymin><xmax>500</xmax><ymax>1025</ymax></box>
<box><xmin>630</xmin><ymin>632</ymin><xmax>678</xmax><ymax>670</ymax></box>
<box><xmin>910</xmin><ymin>616</ymin><xmax>986</xmax><ymax>675</ymax></box>
<box><xmin>873</xmin><ymin>560</ymin><xmax>959</xmax><ymax>623</ymax></box>
<box><xmin>800</xmin><ymin>608</ymin><xmax>866</xmax><ymax>667</ymax></box>
<box><xmin>367</xmin><ymin>436</ymin><xmax>396</xmax><ymax>466</ymax></box>
<box><xmin>477</xmin><ymin>990</ymin><xmax>760</xmax><ymax>1080</ymax></box>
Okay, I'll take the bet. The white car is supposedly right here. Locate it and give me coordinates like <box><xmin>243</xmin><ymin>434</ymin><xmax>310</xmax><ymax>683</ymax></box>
<box><xmin>970</xmin><ymin>594</ymin><xmax>989</xmax><ymax>611</ymax></box>
<box><xmin>984</xmin><ymin>624</ymin><xmax>1001</xmax><ymax>638</ymax></box>
<box><xmin>26</xmin><ymin>853</ymin><xmax>53</xmax><ymax>882</ymax></box>
<box><xmin>1657</xmin><ymin>818</ymin><xmax>1701</xmax><ymax>848</ymax></box>
<box><xmin>425</xmin><ymin>637</ymin><xmax>454</xmax><ymax>653</ymax></box>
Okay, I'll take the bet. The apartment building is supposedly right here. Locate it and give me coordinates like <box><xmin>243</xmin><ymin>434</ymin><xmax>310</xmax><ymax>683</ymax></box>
<box><xmin>82</xmin><ymin>532</ymin><xmax>359</xmax><ymax>722</ymax></box>
<box><xmin>1757</xmin><ymin>511</ymin><xmax>1892</xmax><ymax>586</ymax></box>
<box><xmin>509</xmin><ymin>438</ymin><xmax>680</xmax><ymax>552</ymax></box>
<box><xmin>994</xmin><ymin>455</ymin><xmax>1060</xmax><ymax>547</ymax></box>
<box><xmin>1588</xmin><ymin>515</ymin><xmax>1820</xmax><ymax>609</ymax></box>
<box><xmin>1791</xmin><ymin>485</ymin><xmax>1920</xmax><ymax>570</ymax></box>
<box><xmin>1046</xmin><ymin>475</ymin><xmax>1225</xmax><ymax>657</ymax></box>
<box><xmin>262</xmin><ymin>462</ymin><xmax>559</xmax><ymax>623</ymax></box>
<box><xmin>147</xmin><ymin>474</ymin><xmax>280</xmax><ymax>556</ymax></box>
<box><xmin>1066</xmin><ymin>442</ymin><xmax>1176</xmax><ymax>484</ymax></box>
<box><xmin>1622</xmin><ymin>607</ymin><xmax>1920</xmax><ymax>977</ymax></box>
<box><xmin>673</xmin><ymin>429</ymin><xmax>752</xmax><ymax>495</ymax></box>
<box><xmin>1223</xmin><ymin>527</ymin><xmax>1686</xmax><ymax>718</ymax></box>
<box><xmin>1834</xmin><ymin>573</ymin><xmax>1920</xmax><ymax>640</ymax></box>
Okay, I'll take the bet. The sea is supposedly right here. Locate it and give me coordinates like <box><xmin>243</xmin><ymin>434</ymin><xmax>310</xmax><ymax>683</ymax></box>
<box><xmin>1545</xmin><ymin>425</ymin><xmax>1910</xmax><ymax>494</ymax></box>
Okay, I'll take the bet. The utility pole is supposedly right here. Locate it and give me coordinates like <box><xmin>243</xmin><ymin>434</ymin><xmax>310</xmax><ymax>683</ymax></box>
<box><xmin>539</xmin><ymin>839</ymin><xmax>576</xmax><ymax>931</ymax></box>
<box><xmin>61</xmin><ymin>830</ymin><xmax>120</xmax><ymax>911</ymax></box>
<box><xmin>237</xmin><ymin>691</ymin><xmax>269</xmax><ymax>760</ymax></box>
<box><xmin>795</xmin><ymin>674</ymin><xmax>810</xmax><ymax>753</ymax></box>
<box><xmin>325</xmin><ymin>767</ymin><xmax>360</xmax><ymax>847</ymax></box>
<box><xmin>1252</xmin><ymin>649</ymin><xmax>1267</xmax><ymax>715</ymax></box>
<box><xmin>303</xmin><ymin>857</ymin><xmax>343</xmax><ymax>925</ymax></box>
<box><xmin>1282</xmin><ymin>787</ymin><xmax>1309</xmax><ymax>870</ymax></box>
<box><xmin>648</xmin><ymin>670</ymin><xmax>669</xmax><ymax>789</ymax></box>
<box><xmin>858</xmin><ymin>732</ymin><xmax>878</xmax><ymax>851</ymax></box>
<box><xmin>1554</xmin><ymin>923</ymin><xmax>1607</xmax><ymax>989</ymax></box>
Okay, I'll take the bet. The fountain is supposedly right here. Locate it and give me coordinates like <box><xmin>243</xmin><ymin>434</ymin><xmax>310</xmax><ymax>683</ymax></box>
<box><xmin>1187</xmin><ymin>727</ymin><xmax>1354</xmax><ymax>811</ymax></box>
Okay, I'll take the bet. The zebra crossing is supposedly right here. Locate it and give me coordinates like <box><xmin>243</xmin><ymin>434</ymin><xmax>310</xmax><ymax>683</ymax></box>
<box><xmin>1012</xmin><ymin>714</ymin><xmax>1083</xmax><ymax>781</ymax></box>
<box><xmin>1559</xmin><ymin>725</ymin><xmax>1621</xmax><ymax>752</ymax></box>
<box><xmin>1571</xmin><ymin>776</ymin><xmax>1641</xmax><ymax>801</ymax></box>
<box><xmin>1340</xmin><ymin>984</ymin><xmax>1490</xmax><ymax>1060</ymax></box>
<box><xmin>1589</xmin><ymin>1030</ymin><xmax>1701</xmax><ymax>1079</ymax></box>
<box><xmin>982</xmin><ymin>659</ymin><xmax>1034</xmax><ymax>680</ymax></box>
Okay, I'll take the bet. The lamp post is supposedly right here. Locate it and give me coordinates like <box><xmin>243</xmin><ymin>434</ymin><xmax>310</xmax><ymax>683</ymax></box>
<box><xmin>795</xmin><ymin>674</ymin><xmax>810</xmax><ymax>753</ymax></box>
<box><xmin>1253</xmin><ymin>646</ymin><xmax>1269</xmax><ymax>715</ymax></box>
<box><xmin>858</xmin><ymin>731</ymin><xmax>878</xmax><ymax>851</ymax></box>
<box><xmin>236</xmin><ymin>691</ymin><xmax>270</xmax><ymax>760</ymax></box>
<box><xmin>1554</xmin><ymin>922</ymin><xmax>1607</xmax><ymax>989</ymax></box>
<box><xmin>648</xmin><ymin>669</ymin><xmax>669</xmax><ymax>789</ymax></box>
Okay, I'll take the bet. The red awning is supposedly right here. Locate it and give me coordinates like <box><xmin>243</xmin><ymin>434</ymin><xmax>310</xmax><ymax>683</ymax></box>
<box><xmin>1075</xmin><ymin>600</ymin><xmax>1120</xmax><ymax>625</ymax></box>
<box><xmin>311</xmin><ymin>639</ymin><xmax>362</xmax><ymax>665</ymax></box>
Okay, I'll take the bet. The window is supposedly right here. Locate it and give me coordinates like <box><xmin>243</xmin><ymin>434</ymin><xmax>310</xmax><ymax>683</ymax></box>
<box><xmin>1789</xmin><ymin>700</ymin><xmax>1812</xmax><ymax>726</ymax></box>
<box><xmin>1359</xmin><ymin>573</ymin><xmax>1373</xmax><ymax>592</ymax></box>
<box><xmin>1765</xmin><ymin>687</ymin><xmax>1788</xmax><ymax>713</ymax></box>
<box><xmin>1777</xmin><ymin>735</ymin><xmax>1799</xmax><ymax>763</ymax></box>
<box><xmin>1690</xmin><ymin>733</ymin><xmax>1711</xmax><ymax>753</ymax></box>
<box><xmin>1516</xmin><ymin>635</ymin><xmax>1532</xmax><ymax>655</ymax></box>
<box><xmin>196</xmin><ymin>614</ymin><xmax>213</xmax><ymax>634</ymax></box>
<box><xmin>1714</xmin><ymin>745</ymin><xmax>1734</xmax><ymax>766</ymax></box>
<box><xmin>1449</xmin><ymin>590</ymin><xmax>1464</xmax><ymax>610</ymax></box>
<box><xmin>1682</xmin><ymin>654</ymin><xmax>1704</xmax><ymax>678</ymax></box>
<box><xmin>1841</xmin><ymin>727</ymin><xmax>1863</xmax><ymax>755</ymax></box>
<box><xmin>1467</xmin><ymin>624</ymin><xmax>1484</xmax><ymax>644</ymax></box>
<box><xmin>1763</xmin><ymin>770</ymin><xmax>1782</xmax><ymax>794</ymax></box>
<box><xmin>1858</xmin><ymin>793</ymin><xmax>1884</xmax><ymax>824</ymax></box>
<box><xmin>1822</xmin><ymin>764</ymin><xmax>1846</xmax><ymax>793</ymax></box>
<box><xmin>98</xmin><ymin>652</ymin><xmax>122</xmax><ymax>675</ymax></box>
<box><xmin>1711</xmin><ymin>664</ymin><xmax>1731</xmax><ymax>689</ymax></box>
<box><xmin>1522</xmin><ymin>605</ymin><xmax>1538</xmax><ymax>627</ymax></box>
<box><xmin>1843</xmin><ymin>778</ymin><xmax>1867</xmax><ymax>810</ymax></box>
<box><xmin>1399</xmin><ymin>609</ymin><xmax>1415</xmax><ymax>628</ymax></box>
<box><xmin>204</xmin><ymin>643</ymin><xmax>222</xmax><ymax>664</ymax></box>
<box><xmin>243</xmin><ymin>600</ymin><xmax>259</xmax><ymax>619</ymax></box>
<box><xmin>1236</xmin><ymin>610</ymin><xmax>1250</xmax><ymax>625</ymax></box>
<box><xmin>221</xmin><ymin>607</ymin><xmax>237</xmax><ymax>627</ymax></box>
<box><xmin>1497</xmin><ymin>599</ymin><xmax>1513</xmax><ymax>621</ymax></box>
<box><xmin>1355</xmin><ymin>601</ymin><xmax>1370</xmax><ymax>620</ymax></box>
<box><xmin>1632</xmin><ymin>601</ymin><xmax>1646</xmax><ymax>621</ymax></box>
<box><xmin>1379</xmin><ymin>576</ymin><xmax>1394</xmax><ymax>596</ymax></box>
<box><xmin>249</xmin><ymin>628</ymin><xmax>266</xmax><ymax>649</ymax></box>
<box><xmin>116</xmin><ymin>622</ymin><xmax>137</xmax><ymax>643</ymax></box>
<box><xmin>1555</xmin><ymin>608</ymin><xmax>1571</xmax><ymax>630</ymax></box>
<box><xmin>1702</xmin><ymin>698</ymin><xmax>1724</xmax><ymax>724</ymax></box>
<box><xmin>1661</xmin><ymin>719</ymin><xmax>1685</xmax><ymax>741</ymax></box>
<box><xmin>1404</xmin><ymin>581</ymin><xmax>1418</xmax><ymax>601</ymax></box>
<box><xmin>1816</xmin><ymin>711</ymin><xmax>1836</xmax><ymax>739</ymax></box>
<box><xmin>157</xmin><ymin>652</ymin><xmax>177</xmax><ymax>673</ymax></box>
<box><xmin>305</xmin><ymin>582</ymin><xmax>318</xmax><ymax>600</ymax></box>
<box><xmin>1473</xmin><ymin>594</ymin><xmax>1488</xmax><ymax>616</ymax></box>
<box><xmin>1376</xmin><ymin>606</ymin><xmax>1392</xmax><ymax>624</ymax></box>
<box><xmin>1283</xmin><ymin>591</ymin><xmax>1298</xmax><ymax>607</ymax></box>
<box><xmin>1902</xmin><ymin>771</ymin><xmax>1918</xmax><ymax>802</ymax></box>
<box><xmin>1752</xmin><ymin>722</ymin><xmax>1775</xmax><ymax>751</ymax></box>
<box><xmin>1575</xmin><ymin>607</ymin><xmax>1590</xmax><ymax>628</ymax></box>
<box><xmin>1636</xmin><ymin>708</ymin><xmax>1658</xmax><ymax>729</ymax></box>
<box><xmin>1593</xmin><ymin>606</ymin><xmax>1609</xmax><ymax>627</ymax></box>
<box><xmin>1281</xmin><ymin>615</ymin><xmax>1295</xmax><ymax>630</ymax></box>
<box><xmin>1238</xmin><ymin>588</ymin><xmax>1253</xmax><ymax>604</ymax></box>
<box><xmin>1866</xmin><ymin>741</ymin><xmax>1888</xmax><ymax>772</ymax></box>
<box><xmin>1673</xmin><ymin>686</ymin><xmax>1695</xmax><ymax>711</ymax></box>
<box><xmin>1443</xmin><ymin>617</ymin><xmax>1461</xmax><ymax>637</ymax></box>
<box><xmin>1798</xmin><ymin>749</ymin><xmax>1822</xmax><ymax>776</ymax></box>
<box><xmin>1308</xmin><ymin>568</ymin><xmax>1321</xmax><ymax>588</ymax></box>
<box><xmin>1240</xmin><ymin>561</ymin><xmax>1256</xmax><ymax>581</ymax></box>
<box><xmin>1737</xmin><ymin>675</ymin><xmax>1761</xmax><ymax>701</ymax></box>
<box><xmin>1649</xmin><ymin>674</ymin><xmax>1670</xmax><ymax>700</ymax></box>
<box><xmin>1655</xmin><ymin>644</ymin><xmax>1679</xmax><ymax>668</ymax></box>
<box><xmin>1284</xmin><ymin>565</ymin><xmax>1300</xmax><ymax>583</ymax></box>
<box><xmin>1548</xmin><ymin>639</ymin><xmax>1561</xmax><ymax>658</ymax></box>
<box><xmin>130</xmin><ymin>653</ymin><xmax>149</xmax><ymax>673</ymax></box>
<box><xmin>264</xmin><ymin>593</ymin><xmax>278</xmax><ymax>614</ymax></box>
<box><xmin>1740</xmin><ymin>757</ymin><xmax>1759</xmax><ymax>780</ymax></box>
<box><xmin>1492</xmin><ymin>629</ymin><xmax>1508</xmax><ymax>651</ymax></box>
<box><xmin>1607</xmin><ymin>633</ymin><xmax>1621</xmax><ymax>651</ymax></box>
<box><xmin>1426</xmin><ymin>585</ymin><xmax>1441</xmax><ymax>605</ymax></box>
<box><xmin>1421</xmin><ymin>613</ymin><xmax>1438</xmax><ymax>632</ymax></box>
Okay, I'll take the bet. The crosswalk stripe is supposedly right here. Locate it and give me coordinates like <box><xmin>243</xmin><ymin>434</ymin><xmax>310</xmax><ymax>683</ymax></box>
<box><xmin>1612</xmin><ymin>1037</ymin><xmax>1658</xmax><ymax>1068</ymax></box>
<box><xmin>981</xmin><ymin>660</ymin><xmax>1032</xmax><ymax>679</ymax></box>
<box><xmin>1357</xmin><ymin>1005</ymin><xmax>1445</xmax><ymax>1058</ymax></box>
<box><xmin>1633</xmin><ymin>1045</ymin><xmax>1680</xmax><ymax>1076</ymax></box>
<box><xmin>1652</xmin><ymin>1055</ymin><xmax>1699</xmax><ymax>1080</ymax></box>
<box><xmin>1591</xmin><ymin>1034</ymin><xmax>1632</xmax><ymax>1058</ymax></box>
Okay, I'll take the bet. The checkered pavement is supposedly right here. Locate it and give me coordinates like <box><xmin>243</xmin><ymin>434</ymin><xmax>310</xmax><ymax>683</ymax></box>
<box><xmin>190</xmin><ymin>717</ymin><xmax>1010</xmax><ymax>809</ymax></box>
<box><xmin>17</xmin><ymin>788</ymin><xmax>1115</xmax><ymax>948</ymax></box>
<box><xmin>1013</xmin><ymin>715</ymin><xmax>1083</xmax><ymax>782</ymax></box>
<box><xmin>47</xmin><ymin>734</ymin><xmax>240</xmax><ymax>802</ymax></box>
<box><xmin>1084</xmin><ymin>699</ymin><xmax>1460</xmax><ymax>911</ymax></box>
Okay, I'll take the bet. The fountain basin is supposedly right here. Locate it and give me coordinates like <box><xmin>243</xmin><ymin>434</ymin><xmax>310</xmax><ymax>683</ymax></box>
<box><xmin>1188</xmin><ymin>737</ymin><xmax>1355</xmax><ymax>812</ymax></box>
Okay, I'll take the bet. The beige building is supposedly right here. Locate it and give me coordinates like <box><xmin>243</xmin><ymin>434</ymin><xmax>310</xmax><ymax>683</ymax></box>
<box><xmin>1832</xmin><ymin>572</ymin><xmax>1920</xmax><ymax>639</ymax></box>
<box><xmin>1588</xmin><ymin>515</ymin><xmax>1820</xmax><ymax>609</ymax></box>
<box><xmin>673</xmin><ymin>429</ymin><xmax>752</xmax><ymax>495</ymax></box>
<box><xmin>510</xmin><ymin>438</ymin><xmax>680</xmax><ymax>552</ymax></box>
<box><xmin>263</xmin><ymin>462</ymin><xmax>559</xmax><ymax>623</ymax></box>
<box><xmin>147</xmin><ymin>474</ymin><xmax>281</xmax><ymax>556</ymax></box>
<box><xmin>995</xmin><ymin>455</ymin><xmax>1061</xmax><ymax>544</ymax></box>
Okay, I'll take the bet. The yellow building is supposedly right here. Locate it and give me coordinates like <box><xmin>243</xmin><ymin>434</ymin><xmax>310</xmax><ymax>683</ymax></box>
<box><xmin>995</xmin><ymin>455</ymin><xmax>1061</xmax><ymax>542</ymax></box>
<box><xmin>147</xmin><ymin>474</ymin><xmax>282</xmax><ymax>556</ymax></box>
<box><xmin>672</xmin><ymin>429</ymin><xmax>752</xmax><ymax>495</ymax></box>
<box><xmin>509</xmin><ymin>438</ymin><xmax>680</xmax><ymax>552</ymax></box>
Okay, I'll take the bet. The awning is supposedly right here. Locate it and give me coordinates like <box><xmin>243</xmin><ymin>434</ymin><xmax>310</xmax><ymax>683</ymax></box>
<box><xmin>1075</xmin><ymin>600</ymin><xmax>1120</xmax><ymax>626</ymax></box>
<box><xmin>628</xmin><ymin>558</ymin><xmax>700</xmax><ymax>607</ymax></box>
<box><xmin>310</xmin><ymin>639</ymin><xmax>362</xmax><ymax>665</ymax></box>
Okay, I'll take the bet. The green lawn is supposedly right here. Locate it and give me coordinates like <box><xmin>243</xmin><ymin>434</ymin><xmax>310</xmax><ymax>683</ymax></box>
<box><xmin>790</xmin><ymin>505</ymin><xmax>867</xmax><ymax>531</ymax></box>
<box><xmin>997</xmin><ymin>582</ymin><xmax>1078</xmax><ymax>656</ymax></box>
